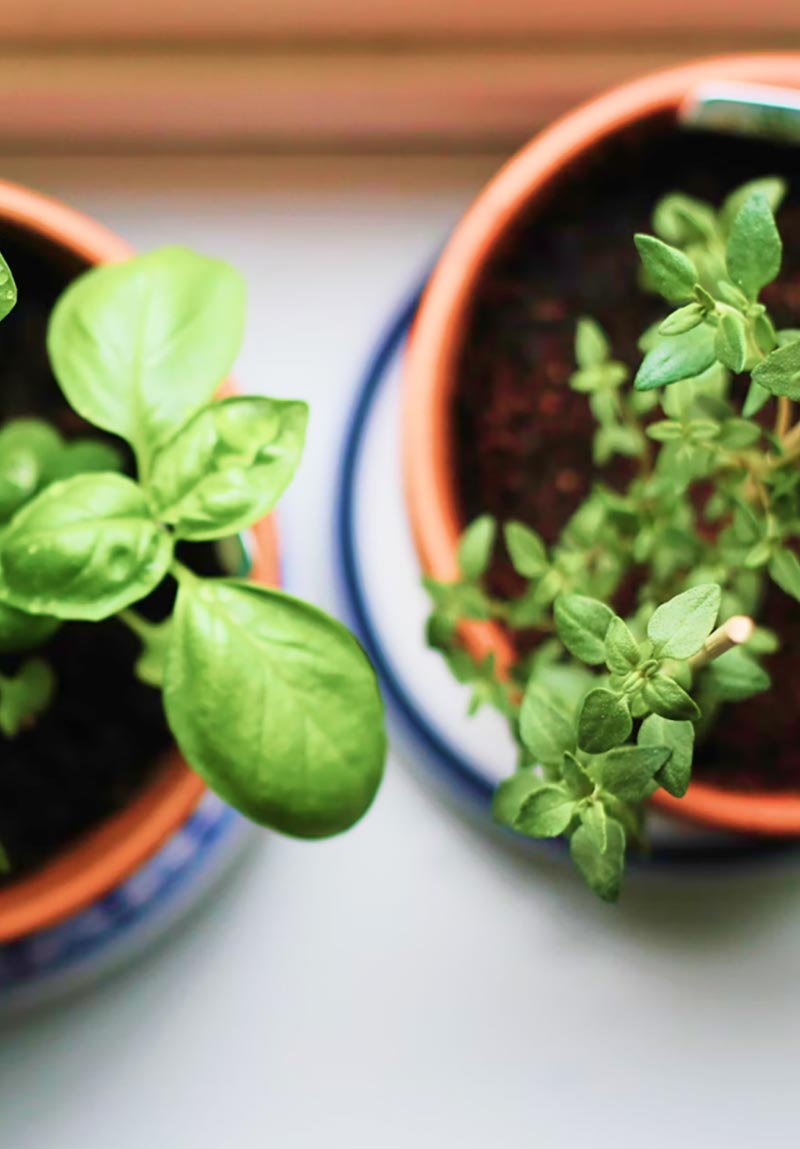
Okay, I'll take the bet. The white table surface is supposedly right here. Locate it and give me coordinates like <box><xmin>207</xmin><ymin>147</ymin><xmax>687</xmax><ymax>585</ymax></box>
<box><xmin>0</xmin><ymin>152</ymin><xmax>798</xmax><ymax>1149</ymax></box>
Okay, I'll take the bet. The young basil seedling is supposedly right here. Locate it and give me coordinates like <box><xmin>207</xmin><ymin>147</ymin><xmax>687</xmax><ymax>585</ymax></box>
<box><xmin>0</xmin><ymin>246</ymin><xmax>386</xmax><ymax>869</ymax></box>
<box><xmin>426</xmin><ymin>177</ymin><xmax>795</xmax><ymax>902</ymax></box>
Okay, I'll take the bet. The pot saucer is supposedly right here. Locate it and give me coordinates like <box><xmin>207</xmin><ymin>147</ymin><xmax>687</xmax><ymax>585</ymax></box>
<box><xmin>336</xmin><ymin>278</ymin><xmax>799</xmax><ymax>869</ymax></box>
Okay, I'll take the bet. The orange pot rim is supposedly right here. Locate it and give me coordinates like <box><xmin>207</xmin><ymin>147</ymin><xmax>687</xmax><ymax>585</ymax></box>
<box><xmin>0</xmin><ymin>179</ymin><xmax>280</xmax><ymax>942</ymax></box>
<box><xmin>403</xmin><ymin>52</ymin><xmax>800</xmax><ymax>837</ymax></box>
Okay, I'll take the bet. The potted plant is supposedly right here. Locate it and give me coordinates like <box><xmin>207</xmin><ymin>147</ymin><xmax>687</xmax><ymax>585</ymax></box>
<box><xmin>0</xmin><ymin>183</ymin><xmax>385</xmax><ymax>945</ymax></box>
<box><xmin>403</xmin><ymin>55</ymin><xmax>800</xmax><ymax>901</ymax></box>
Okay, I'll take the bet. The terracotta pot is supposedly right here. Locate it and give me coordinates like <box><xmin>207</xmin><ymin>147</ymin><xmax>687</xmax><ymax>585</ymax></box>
<box><xmin>0</xmin><ymin>180</ymin><xmax>280</xmax><ymax>943</ymax></box>
<box><xmin>404</xmin><ymin>53</ymin><xmax>800</xmax><ymax>837</ymax></box>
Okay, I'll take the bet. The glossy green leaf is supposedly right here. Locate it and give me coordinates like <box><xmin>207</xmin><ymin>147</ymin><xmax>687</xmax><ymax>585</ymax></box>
<box><xmin>0</xmin><ymin>601</ymin><xmax>60</xmax><ymax>654</ymax></box>
<box><xmin>634</xmin><ymin>324</ymin><xmax>716</xmax><ymax>392</ymax></box>
<box><xmin>519</xmin><ymin>683</ymin><xmax>576</xmax><ymax>767</ymax></box>
<box><xmin>0</xmin><ymin>420</ymin><xmax>64</xmax><ymax>521</ymax></box>
<box><xmin>0</xmin><ymin>473</ymin><xmax>172</xmax><ymax>621</ymax></box>
<box><xmin>634</xmin><ymin>234</ymin><xmax>698</xmax><ymax>303</ymax></box>
<box><xmin>647</xmin><ymin>583</ymin><xmax>720</xmax><ymax>659</ymax></box>
<box><xmin>570</xmin><ymin>814</ymin><xmax>625</xmax><ymax>903</ymax></box>
<box><xmin>726</xmin><ymin>192</ymin><xmax>782</xmax><ymax>300</ymax></box>
<box><xmin>553</xmin><ymin>594</ymin><xmax>613</xmax><ymax>665</ymax></box>
<box><xmin>0</xmin><ymin>658</ymin><xmax>55</xmax><ymax>737</ymax></box>
<box><xmin>504</xmin><ymin>521</ymin><xmax>548</xmax><ymax>578</ymax></box>
<box><xmin>147</xmin><ymin>397</ymin><xmax>308</xmax><ymax>540</ymax></box>
<box><xmin>47</xmin><ymin>247</ymin><xmax>246</xmax><ymax>471</ymax></box>
<box><xmin>637</xmin><ymin>714</ymin><xmax>694</xmax><ymax>798</ymax></box>
<box><xmin>51</xmin><ymin>439</ymin><xmax>124</xmax><ymax>480</ymax></box>
<box><xmin>0</xmin><ymin>251</ymin><xmax>17</xmax><ymax>323</ymax></box>
<box><xmin>162</xmin><ymin>578</ymin><xmax>386</xmax><ymax>838</ymax></box>
<box><xmin>514</xmin><ymin>783</ymin><xmax>577</xmax><ymax>838</ymax></box>
<box><xmin>577</xmin><ymin>689</ymin><xmax>632</xmax><ymax>754</ymax></box>
<box><xmin>457</xmin><ymin>515</ymin><xmax>496</xmax><ymax>580</ymax></box>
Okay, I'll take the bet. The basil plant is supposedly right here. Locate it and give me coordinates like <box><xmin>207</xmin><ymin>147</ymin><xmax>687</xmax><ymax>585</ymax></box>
<box><xmin>0</xmin><ymin>247</ymin><xmax>385</xmax><ymax>863</ymax></box>
<box><xmin>426</xmin><ymin>177</ymin><xmax>800</xmax><ymax>902</ymax></box>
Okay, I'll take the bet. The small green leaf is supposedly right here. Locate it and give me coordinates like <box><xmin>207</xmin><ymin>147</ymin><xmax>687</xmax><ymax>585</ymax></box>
<box><xmin>718</xmin><ymin>419</ymin><xmax>761</xmax><ymax>449</ymax></box>
<box><xmin>743</xmin><ymin>379</ymin><xmax>771</xmax><ymax>418</ymax></box>
<box><xmin>0</xmin><ymin>420</ymin><xmax>64</xmax><ymax>521</ymax></box>
<box><xmin>491</xmin><ymin>769</ymin><xmax>544</xmax><ymax>828</ymax></box>
<box><xmin>634</xmin><ymin>234</ymin><xmax>698</xmax><ymax>303</ymax></box>
<box><xmin>514</xmin><ymin>783</ymin><xmax>577</xmax><ymax>838</ymax></box>
<box><xmin>647</xmin><ymin>584</ymin><xmax>721</xmax><ymax>659</ymax></box>
<box><xmin>48</xmin><ymin>248</ymin><xmax>247</xmax><ymax>472</ymax></box>
<box><xmin>504</xmin><ymin>521</ymin><xmax>548</xmax><ymax>578</ymax></box>
<box><xmin>769</xmin><ymin>548</ymin><xmax>800</xmax><ymax>602</ymax></box>
<box><xmin>580</xmin><ymin>801</ymin><xmax>608</xmax><ymax>852</ymax></box>
<box><xmin>519</xmin><ymin>684</ymin><xmax>576</xmax><ymax>767</ymax></box>
<box><xmin>50</xmin><ymin>439</ymin><xmax>124</xmax><ymax>480</ymax></box>
<box><xmin>634</xmin><ymin>324</ymin><xmax>716</xmax><ymax>392</ymax></box>
<box><xmin>147</xmin><ymin>397</ymin><xmax>308</xmax><ymax>540</ymax></box>
<box><xmin>709</xmin><ymin>647</ymin><xmax>770</xmax><ymax>702</ymax></box>
<box><xmin>637</xmin><ymin>715</ymin><xmax>694</xmax><ymax>798</ymax></box>
<box><xmin>721</xmin><ymin>177</ymin><xmax>786</xmax><ymax>233</ymax></box>
<box><xmin>0</xmin><ymin>473</ymin><xmax>172</xmax><ymax>621</ymax></box>
<box><xmin>562</xmin><ymin>751</ymin><xmax>593</xmax><ymax>798</ymax></box>
<box><xmin>163</xmin><ymin>578</ymin><xmax>386</xmax><ymax>838</ymax></box>
<box><xmin>577</xmin><ymin>689</ymin><xmax>632</xmax><ymax>754</ymax></box>
<box><xmin>124</xmin><ymin>613</ymin><xmax>173</xmax><ymax>688</ymax></box>
<box><xmin>752</xmin><ymin>340</ymin><xmax>800</xmax><ymax>400</ymax></box>
<box><xmin>0</xmin><ymin>658</ymin><xmax>55</xmax><ymax>737</ymax></box>
<box><xmin>0</xmin><ymin>251</ymin><xmax>17</xmax><ymax>323</ymax></box>
<box><xmin>457</xmin><ymin>515</ymin><xmax>496</xmax><ymax>580</ymax></box>
<box><xmin>726</xmin><ymin>192</ymin><xmax>782</xmax><ymax>300</ymax></box>
<box><xmin>646</xmin><ymin>420</ymin><xmax>684</xmax><ymax>442</ymax></box>
<box><xmin>570</xmin><ymin>814</ymin><xmax>626</xmax><ymax>903</ymax></box>
<box><xmin>0</xmin><ymin>602</ymin><xmax>60</xmax><ymax>654</ymax></box>
<box><xmin>594</xmin><ymin>745</ymin><xmax>670</xmax><ymax>803</ymax></box>
<box><xmin>653</xmin><ymin>193</ymin><xmax>716</xmax><ymax>246</ymax></box>
<box><xmin>604</xmin><ymin>616</ymin><xmax>641</xmax><ymax>675</ymax></box>
<box><xmin>715</xmin><ymin>312</ymin><xmax>748</xmax><ymax>373</ymax></box>
<box><xmin>575</xmin><ymin>318</ymin><xmax>609</xmax><ymax>369</ymax></box>
<box><xmin>642</xmin><ymin>675</ymin><xmax>700</xmax><ymax>721</ymax></box>
<box><xmin>659</xmin><ymin>302</ymin><xmax>705</xmax><ymax>336</ymax></box>
<box><xmin>553</xmin><ymin>594</ymin><xmax>613</xmax><ymax>665</ymax></box>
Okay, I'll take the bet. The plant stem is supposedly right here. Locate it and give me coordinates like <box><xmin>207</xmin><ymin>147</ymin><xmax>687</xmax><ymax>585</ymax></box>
<box><xmin>776</xmin><ymin>396</ymin><xmax>793</xmax><ymax>440</ymax></box>
<box><xmin>687</xmin><ymin>616</ymin><xmax>755</xmax><ymax>673</ymax></box>
<box><xmin>118</xmin><ymin>608</ymin><xmax>156</xmax><ymax>641</ymax></box>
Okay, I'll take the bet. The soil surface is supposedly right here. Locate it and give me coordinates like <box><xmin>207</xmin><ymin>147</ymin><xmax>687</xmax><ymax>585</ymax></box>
<box><xmin>0</xmin><ymin>225</ymin><xmax>217</xmax><ymax>881</ymax></box>
<box><xmin>452</xmin><ymin>119</ymin><xmax>800</xmax><ymax>791</ymax></box>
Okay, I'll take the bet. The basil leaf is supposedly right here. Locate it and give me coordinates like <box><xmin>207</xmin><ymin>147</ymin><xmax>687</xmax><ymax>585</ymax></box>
<box><xmin>504</xmin><ymin>521</ymin><xmax>548</xmax><ymax>578</ymax></box>
<box><xmin>553</xmin><ymin>594</ymin><xmax>613</xmax><ymax>665</ymax></box>
<box><xmin>0</xmin><ymin>601</ymin><xmax>59</xmax><ymax>654</ymax></box>
<box><xmin>491</xmin><ymin>769</ymin><xmax>544</xmax><ymax>828</ymax></box>
<box><xmin>642</xmin><ymin>675</ymin><xmax>700</xmax><ymax>721</ymax></box>
<box><xmin>0</xmin><ymin>658</ymin><xmax>54</xmax><ymax>737</ymax></box>
<box><xmin>457</xmin><ymin>515</ymin><xmax>496</xmax><ymax>580</ymax></box>
<box><xmin>0</xmin><ymin>251</ymin><xmax>17</xmax><ymax>322</ymax></box>
<box><xmin>570</xmin><ymin>814</ymin><xmax>625</xmax><ymax>903</ymax></box>
<box><xmin>709</xmin><ymin>647</ymin><xmax>770</xmax><ymax>702</ymax></box>
<box><xmin>148</xmin><ymin>397</ymin><xmax>308</xmax><ymax>540</ymax></box>
<box><xmin>634</xmin><ymin>234</ymin><xmax>698</xmax><ymax>303</ymax></box>
<box><xmin>51</xmin><ymin>439</ymin><xmax>124</xmax><ymax>481</ymax></box>
<box><xmin>47</xmin><ymin>248</ymin><xmax>246</xmax><ymax>471</ymax></box>
<box><xmin>0</xmin><ymin>419</ymin><xmax>64</xmax><ymax>521</ymax></box>
<box><xmin>638</xmin><ymin>714</ymin><xmax>694</xmax><ymax>798</ymax></box>
<box><xmin>752</xmin><ymin>340</ymin><xmax>800</xmax><ymax>400</ymax></box>
<box><xmin>593</xmin><ymin>745</ymin><xmax>670</xmax><ymax>802</ymax></box>
<box><xmin>726</xmin><ymin>192</ymin><xmax>782</xmax><ymax>300</ymax></box>
<box><xmin>162</xmin><ymin>578</ymin><xmax>386</xmax><ymax>838</ymax></box>
<box><xmin>519</xmin><ymin>684</ymin><xmax>576</xmax><ymax>767</ymax></box>
<box><xmin>514</xmin><ymin>783</ymin><xmax>577</xmax><ymax>838</ymax></box>
<box><xmin>634</xmin><ymin>324</ymin><xmax>716</xmax><ymax>392</ymax></box>
<box><xmin>647</xmin><ymin>583</ymin><xmax>720</xmax><ymax>659</ymax></box>
<box><xmin>0</xmin><ymin>474</ymin><xmax>172</xmax><ymax>621</ymax></box>
<box><xmin>769</xmin><ymin>548</ymin><xmax>800</xmax><ymax>602</ymax></box>
<box><xmin>604</xmin><ymin>616</ymin><xmax>641</xmax><ymax>674</ymax></box>
<box><xmin>577</xmin><ymin>689</ymin><xmax>632</xmax><ymax>754</ymax></box>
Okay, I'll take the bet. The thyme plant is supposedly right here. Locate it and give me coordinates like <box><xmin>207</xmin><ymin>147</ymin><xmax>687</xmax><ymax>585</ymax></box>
<box><xmin>426</xmin><ymin>177</ymin><xmax>800</xmax><ymax>901</ymax></box>
<box><xmin>0</xmin><ymin>247</ymin><xmax>385</xmax><ymax>871</ymax></box>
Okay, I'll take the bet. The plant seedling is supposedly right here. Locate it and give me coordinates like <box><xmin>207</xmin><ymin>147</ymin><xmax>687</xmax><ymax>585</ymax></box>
<box><xmin>426</xmin><ymin>177</ymin><xmax>799</xmax><ymax>901</ymax></box>
<box><xmin>0</xmin><ymin>246</ymin><xmax>386</xmax><ymax>871</ymax></box>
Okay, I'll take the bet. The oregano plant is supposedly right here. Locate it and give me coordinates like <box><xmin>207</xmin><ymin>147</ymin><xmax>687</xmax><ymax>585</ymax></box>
<box><xmin>0</xmin><ymin>246</ymin><xmax>386</xmax><ymax>870</ymax></box>
<box><xmin>425</xmin><ymin>176</ymin><xmax>800</xmax><ymax>902</ymax></box>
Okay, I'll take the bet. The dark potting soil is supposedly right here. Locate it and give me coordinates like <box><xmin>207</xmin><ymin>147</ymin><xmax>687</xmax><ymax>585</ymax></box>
<box><xmin>452</xmin><ymin>117</ymin><xmax>800</xmax><ymax>792</ymax></box>
<box><xmin>0</xmin><ymin>224</ymin><xmax>220</xmax><ymax>881</ymax></box>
